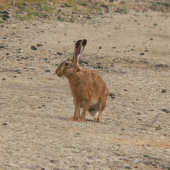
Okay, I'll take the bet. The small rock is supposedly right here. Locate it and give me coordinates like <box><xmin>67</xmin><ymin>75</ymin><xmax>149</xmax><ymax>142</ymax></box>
<box><xmin>112</xmin><ymin>47</ymin><xmax>116</xmax><ymax>49</ymax></box>
<box><xmin>140</xmin><ymin>53</ymin><xmax>145</xmax><ymax>55</ymax></box>
<box><xmin>162</xmin><ymin>109</ymin><xmax>170</xmax><ymax>113</ymax></box>
<box><xmin>93</xmin><ymin>65</ymin><xmax>103</xmax><ymax>69</ymax></box>
<box><xmin>79</xmin><ymin>59</ymin><xmax>89</xmax><ymax>65</ymax></box>
<box><xmin>57</xmin><ymin>52</ymin><xmax>63</xmax><ymax>55</ymax></box>
<box><xmin>21</xmin><ymin>56</ymin><xmax>29</xmax><ymax>60</ymax></box>
<box><xmin>109</xmin><ymin>92</ymin><xmax>116</xmax><ymax>99</ymax></box>
<box><xmin>155</xmin><ymin>63</ymin><xmax>168</xmax><ymax>68</ymax></box>
<box><xmin>25</xmin><ymin>27</ymin><xmax>30</xmax><ymax>29</ymax></box>
<box><xmin>86</xmin><ymin>16</ymin><xmax>91</xmax><ymax>19</ymax></box>
<box><xmin>161</xmin><ymin>89</ymin><xmax>167</xmax><ymax>93</ymax></box>
<box><xmin>2</xmin><ymin>122</ymin><xmax>8</xmax><ymax>125</ymax></box>
<box><xmin>150</xmin><ymin>38</ymin><xmax>153</xmax><ymax>40</ymax></box>
<box><xmin>99</xmin><ymin>46</ymin><xmax>102</xmax><ymax>49</ymax></box>
<box><xmin>16</xmin><ymin>48</ymin><xmax>23</xmax><ymax>53</ymax></box>
<box><xmin>31</xmin><ymin>46</ymin><xmax>37</xmax><ymax>50</ymax></box>
<box><xmin>65</xmin><ymin>3</ymin><xmax>72</xmax><ymax>7</ymax></box>
<box><xmin>1</xmin><ymin>14</ymin><xmax>10</xmax><ymax>20</ymax></box>
<box><xmin>45</xmin><ymin>70</ymin><xmax>50</xmax><ymax>73</ymax></box>
<box><xmin>6</xmin><ymin>52</ymin><xmax>10</xmax><ymax>55</ymax></box>
<box><xmin>0</xmin><ymin>11</ymin><xmax>9</xmax><ymax>15</ymax></box>
<box><xmin>2</xmin><ymin>78</ymin><xmax>6</xmax><ymax>81</ymax></box>
<box><xmin>101</xmin><ymin>4</ymin><xmax>108</xmax><ymax>8</ymax></box>
<box><xmin>125</xmin><ymin>166</ymin><xmax>131</xmax><ymax>169</ymax></box>
<box><xmin>37</xmin><ymin>44</ymin><xmax>43</xmax><ymax>47</ymax></box>
<box><xmin>80</xmin><ymin>2</ymin><xmax>88</xmax><ymax>6</ymax></box>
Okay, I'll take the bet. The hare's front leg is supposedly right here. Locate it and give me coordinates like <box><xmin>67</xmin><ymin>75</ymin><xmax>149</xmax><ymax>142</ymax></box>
<box><xmin>79</xmin><ymin>101</ymin><xmax>90</xmax><ymax>122</ymax></box>
<box><xmin>69</xmin><ymin>100</ymin><xmax>80</xmax><ymax>121</ymax></box>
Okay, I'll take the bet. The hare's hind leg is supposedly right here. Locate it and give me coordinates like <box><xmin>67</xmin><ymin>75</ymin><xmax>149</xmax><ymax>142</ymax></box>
<box><xmin>94</xmin><ymin>106</ymin><xmax>104</xmax><ymax>122</ymax></box>
<box><xmin>70</xmin><ymin>99</ymin><xmax>80</xmax><ymax>121</ymax></box>
<box><xmin>94</xmin><ymin>88</ymin><xmax>109</xmax><ymax>122</ymax></box>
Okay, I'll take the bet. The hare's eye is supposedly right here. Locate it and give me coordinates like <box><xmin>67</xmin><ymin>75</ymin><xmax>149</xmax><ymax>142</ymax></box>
<box><xmin>64</xmin><ymin>62</ymin><xmax>70</xmax><ymax>67</ymax></box>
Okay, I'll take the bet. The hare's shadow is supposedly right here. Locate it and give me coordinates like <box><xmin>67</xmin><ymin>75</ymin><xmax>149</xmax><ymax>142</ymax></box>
<box><xmin>57</xmin><ymin>116</ymin><xmax>95</xmax><ymax>122</ymax></box>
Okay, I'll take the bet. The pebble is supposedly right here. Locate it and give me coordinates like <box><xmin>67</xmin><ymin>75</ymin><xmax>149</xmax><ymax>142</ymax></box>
<box><xmin>1</xmin><ymin>14</ymin><xmax>10</xmax><ymax>20</ymax></box>
<box><xmin>21</xmin><ymin>56</ymin><xmax>29</xmax><ymax>60</ymax></box>
<box><xmin>161</xmin><ymin>89</ymin><xmax>167</xmax><ymax>93</ymax></box>
<box><xmin>45</xmin><ymin>70</ymin><xmax>50</xmax><ymax>73</ymax></box>
<box><xmin>57</xmin><ymin>52</ymin><xmax>63</xmax><ymax>55</ymax></box>
<box><xmin>125</xmin><ymin>166</ymin><xmax>131</xmax><ymax>169</ymax></box>
<box><xmin>140</xmin><ymin>53</ymin><xmax>144</xmax><ymax>55</ymax></box>
<box><xmin>2</xmin><ymin>78</ymin><xmax>6</xmax><ymax>81</ymax></box>
<box><xmin>79</xmin><ymin>59</ymin><xmax>89</xmax><ymax>65</ymax></box>
<box><xmin>31</xmin><ymin>46</ymin><xmax>37</xmax><ymax>50</ymax></box>
<box><xmin>155</xmin><ymin>63</ymin><xmax>168</xmax><ymax>68</ymax></box>
<box><xmin>109</xmin><ymin>92</ymin><xmax>116</xmax><ymax>99</ymax></box>
<box><xmin>37</xmin><ymin>44</ymin><xmax>43</xmax><ymax>47</ymax></box>
<box><xmin>162</xmin><ymin>109</ymin><xmax>170</xmax><ymax>113</ymax></box>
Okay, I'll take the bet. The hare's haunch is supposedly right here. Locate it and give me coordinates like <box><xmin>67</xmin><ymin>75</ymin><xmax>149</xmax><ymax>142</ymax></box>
<box><xmin>55</xmin><ymin>39</ymin><xmax>109</xmax><ymax>122</ymax></box>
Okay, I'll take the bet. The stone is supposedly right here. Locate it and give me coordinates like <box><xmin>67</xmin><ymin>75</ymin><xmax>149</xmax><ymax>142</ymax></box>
<box><xmin>57</xmin><ymin>52</ymin><xmax>63</xmax><ymax>55</ymax></box>
<box><xmin>162</xmin><ymin>109</ymin><xmax>170</xmax><ymax>113</ymax></box>
<box><xmin>161</xmin><ymin>89</ymin><xmax>167</xmax><ymax>93</ymax></box>
<box><xmin>140</xmin><ymin>53</ymin><xmax>145</xmax><ymax>55</ymax></box>
<box><xmin>31</xmin><ymin>46</ymin><xmax>37</xmax><ymax>50</ymax></box>
<box><xmin>109</xmin><ymin>92</ymin><xmax>116</xmax><ymax>99</ymax></box>
<box><xmin>37</xmin><ymin>44</ymin><xmax>43</xmax><ymax>47</ymax></box>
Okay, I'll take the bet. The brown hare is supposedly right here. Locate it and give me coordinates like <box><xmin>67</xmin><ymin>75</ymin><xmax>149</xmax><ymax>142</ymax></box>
<box><xmin>55</xmin><ymin>39</ymin><xmax>109</xmax><ymax>122</ymax></box>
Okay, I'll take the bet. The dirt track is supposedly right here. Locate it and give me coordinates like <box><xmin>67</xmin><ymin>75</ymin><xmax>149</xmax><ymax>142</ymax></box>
<box><xmin>0</xmin><ymin>4</ymin><xmax>170</xmax><ymax>170</ymax></box>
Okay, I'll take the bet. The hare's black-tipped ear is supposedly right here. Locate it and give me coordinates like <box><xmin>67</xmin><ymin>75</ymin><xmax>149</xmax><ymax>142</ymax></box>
<box><xmin>73</xmin><ymin>39</ymin><xmax>87</xmax><ymax>64</ymax></box>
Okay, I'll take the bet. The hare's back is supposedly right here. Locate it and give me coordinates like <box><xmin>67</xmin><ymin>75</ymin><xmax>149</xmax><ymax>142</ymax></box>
<box><xmin>81</xmin><ymin>70</ymin><xmax>106</xmax><ymax>89</ymax></box>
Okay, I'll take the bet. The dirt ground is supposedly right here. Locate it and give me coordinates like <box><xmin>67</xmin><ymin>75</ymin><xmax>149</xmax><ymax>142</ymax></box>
<box><xmin>0</xmin><ymin>2</ymin><xmax>170</xmax><ymax>170</ymax></box>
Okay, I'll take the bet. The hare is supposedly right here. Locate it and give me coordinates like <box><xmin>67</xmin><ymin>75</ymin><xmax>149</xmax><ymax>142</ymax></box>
<box><xmin>55</xmin><ymin>39</ymin><xmax>109</xmax><ymax>122</ymax></box>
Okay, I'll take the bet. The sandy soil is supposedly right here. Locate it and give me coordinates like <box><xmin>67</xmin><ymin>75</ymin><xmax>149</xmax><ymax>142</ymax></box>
<box><xmin>0</xmin><ymin>3</ymin><xmax>170</xmax><ymax>170</ymax></box>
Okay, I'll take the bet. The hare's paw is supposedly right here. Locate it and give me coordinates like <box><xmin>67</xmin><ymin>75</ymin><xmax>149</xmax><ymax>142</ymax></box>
<box><xmin>94</xmin><ymin>117</ymin><xmax>103</xmax><ymax>122</ymax></box>
<box><xmin>78</xmin><ymin>117</ymin><xmax>86</xmax><ymax>122</ymax></box>
<box><xmin>69</xmin><ymin>116</ymin><xmax>78</xmax><ymax>121</ymax></box>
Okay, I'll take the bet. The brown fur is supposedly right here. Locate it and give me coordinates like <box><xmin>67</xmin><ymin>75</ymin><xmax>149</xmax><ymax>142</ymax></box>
<box><xmin>55</xmin><ymin>39</ymin><xmax>109</xmax><ymax>122</ymax></box>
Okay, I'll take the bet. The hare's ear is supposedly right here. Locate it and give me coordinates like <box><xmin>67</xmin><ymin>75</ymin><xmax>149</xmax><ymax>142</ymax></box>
<box><xmin>73</xmin><ymin>39</ymin><xmax>87</xmax><ymax>64</ymax></box>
